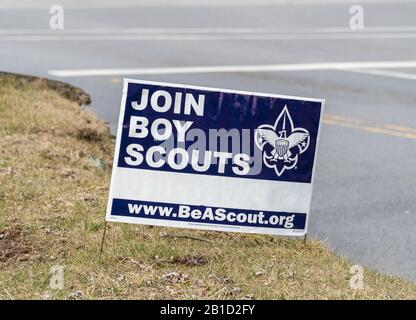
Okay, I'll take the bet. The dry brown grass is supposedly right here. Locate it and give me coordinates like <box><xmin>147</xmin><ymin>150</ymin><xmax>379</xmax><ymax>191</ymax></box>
<box><xmin>0</xmin><ymin>76</ymin><xmax>415</xmax><ymax>300</ymax></box>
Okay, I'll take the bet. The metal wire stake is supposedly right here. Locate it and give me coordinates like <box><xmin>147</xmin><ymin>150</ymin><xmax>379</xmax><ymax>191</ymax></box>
<box><xmin>99</xmin><ymin>221</ymin><xmax>108</xmax><ymax>260</ymax></box>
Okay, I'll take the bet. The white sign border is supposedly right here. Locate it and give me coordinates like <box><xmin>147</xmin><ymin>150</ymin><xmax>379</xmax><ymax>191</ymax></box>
<box><xmin>105</xmin><ymin>79</ymin><xmax>326</xmax><ymax>237</ymax></box>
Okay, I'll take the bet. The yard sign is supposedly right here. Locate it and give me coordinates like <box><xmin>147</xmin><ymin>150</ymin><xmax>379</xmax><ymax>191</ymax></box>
<box><xmin>106</xmin><ymin>79</ymin><xmax>324</xmax><ymax>236</ymax></box>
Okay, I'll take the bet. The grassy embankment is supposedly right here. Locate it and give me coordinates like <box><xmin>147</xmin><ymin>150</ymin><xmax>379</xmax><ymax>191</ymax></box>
<box><xmin>0</xmin><ymin>74</ymin><xmax>415</xmax><ymax>299</ymax></box>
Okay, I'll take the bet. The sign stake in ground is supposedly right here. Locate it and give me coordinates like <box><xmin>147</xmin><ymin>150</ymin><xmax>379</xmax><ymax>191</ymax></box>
<box><xmin>105</xmin><ymin>79</ymin><xmax>324</xmax><ymax>240</ymax></box>
<box><xmin>99</xmin><ymin>221</ymin><xmax>108</xmax><ymax>259</ymax></box>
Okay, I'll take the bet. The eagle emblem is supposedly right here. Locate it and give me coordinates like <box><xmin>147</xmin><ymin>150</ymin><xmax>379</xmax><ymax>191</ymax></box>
<box><xmin>255</xmin><ymin>105</ymin><xmax>310</xmax><ymax>176</ymax></box>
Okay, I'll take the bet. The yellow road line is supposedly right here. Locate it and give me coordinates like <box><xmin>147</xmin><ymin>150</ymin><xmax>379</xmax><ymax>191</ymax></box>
<box><xmin>323</xmin><ymin>115</ymin><xmax>416</xmax><ymax>140</ymax></box>
<box><xmin>384</xmin><ymin>124</ymin><xmax>416</xmax><ymax>134</ymax></box>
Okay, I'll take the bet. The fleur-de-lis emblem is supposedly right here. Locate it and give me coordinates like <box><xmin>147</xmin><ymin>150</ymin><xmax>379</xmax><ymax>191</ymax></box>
<box><xmin>255</xmin><ymin>105</ymin><xmax>310</xmax><ymax>176</ymax></box>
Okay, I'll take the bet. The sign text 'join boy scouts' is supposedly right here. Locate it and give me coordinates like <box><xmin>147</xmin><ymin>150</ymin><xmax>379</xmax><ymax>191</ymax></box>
<box><xmin>125</xmin><ymin>88</ymin><xmax>250</xmax><ymax>175</ymax></box>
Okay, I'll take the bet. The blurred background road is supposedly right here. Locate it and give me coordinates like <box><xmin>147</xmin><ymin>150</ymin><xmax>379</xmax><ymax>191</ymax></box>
<box><xmin>1</xmin><ymin>0</ymin><xmax>415</xmax><ymax>280</ymax></box>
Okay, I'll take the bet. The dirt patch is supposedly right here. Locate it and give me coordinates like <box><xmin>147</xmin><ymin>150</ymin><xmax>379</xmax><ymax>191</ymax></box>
<box><xmin>172</xmin><ymin>255</ymin><xmax>207</xmax><ymax>266</ymax></box>
<box><xmin>157</xmin><ymin>255</ymin><xmax>208</xmax><ymax>267</ymax></box>
<box><xmin>0</xmin><ymin>71</ymin><xmax>91</xmax><ymax>106</ymax></box>
<box><xmin>76</xmin><ymin>122</ymin><xmax>110</xmax><ymax>143</ymax></box>
<box><xmin>0</xmin><ymin>227</ymin><xmax>37</xmax><ymax>263</ymax></box>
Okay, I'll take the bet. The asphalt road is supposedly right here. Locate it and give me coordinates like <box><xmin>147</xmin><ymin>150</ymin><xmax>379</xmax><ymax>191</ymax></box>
<box><xmin>1</xmin><ymin>0</ymin><xmax>415</xmax><ymax>281</ymax></box>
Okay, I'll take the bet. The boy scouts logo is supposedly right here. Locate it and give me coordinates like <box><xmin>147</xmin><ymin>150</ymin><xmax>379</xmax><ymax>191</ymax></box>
<box><xmin>255</xmin><ymin>105</ymin><xmax>310</xmax><ymax>176</ymax></box>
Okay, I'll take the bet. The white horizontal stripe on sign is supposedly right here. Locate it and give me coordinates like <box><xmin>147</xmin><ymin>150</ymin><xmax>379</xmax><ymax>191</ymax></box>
<box><xmin>111</xmin><ymin>167</ymin><xmax>312</xmax><ymax>214</ymax></box>
<box><xmin>123</xmin><ymin>78</ymin><xmax>325</xmax><ymax>102</ymax></box>
<box><xmin>49</xmin><ymin>61</ymin><xmax>416</xmax><ymax>77</ymax></box>
<box><xmin>107</xmin><ymin>214</ymin><xmax>306</xmax><ymax>236</ymax></box>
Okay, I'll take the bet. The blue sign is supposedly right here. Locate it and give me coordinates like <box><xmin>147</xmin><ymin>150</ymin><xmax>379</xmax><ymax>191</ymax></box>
<box><xmin>107</xmin><ymin>79</ymin><xmax>325</xmax><ymax>236</ymax></box>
